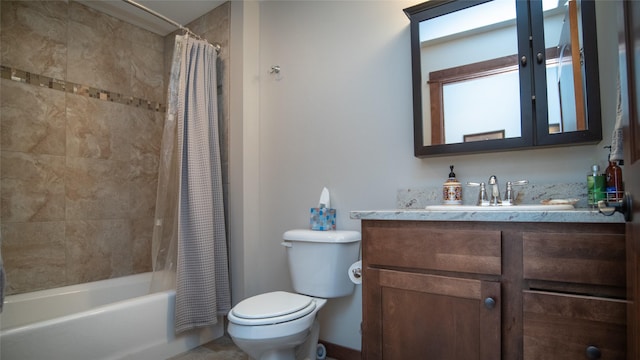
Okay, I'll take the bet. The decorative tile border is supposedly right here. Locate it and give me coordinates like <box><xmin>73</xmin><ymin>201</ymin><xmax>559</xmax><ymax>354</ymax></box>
<box><xmin>0</xmin><ymin>65</ymin><xmax>166</xmax><ymax>113</ymax></box>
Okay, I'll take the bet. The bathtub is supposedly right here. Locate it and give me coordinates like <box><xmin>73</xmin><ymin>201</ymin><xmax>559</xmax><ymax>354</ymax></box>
<box><xmin>0</xmin><ymin>272</ymin><xmax>224</xmax><ymax>360</ymax></box>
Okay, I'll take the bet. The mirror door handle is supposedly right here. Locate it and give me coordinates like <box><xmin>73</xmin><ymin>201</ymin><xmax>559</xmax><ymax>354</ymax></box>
<box><xmin>520</xmin><ymin>55</ymin><xmax>527</xmax><ymax>66</ymax></box>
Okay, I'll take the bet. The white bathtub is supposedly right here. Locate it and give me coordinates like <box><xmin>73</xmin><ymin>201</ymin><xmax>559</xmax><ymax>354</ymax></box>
<box><xmin>0</xmin><ymin>272</ymin><xmax>223</xmax><ymax>360</ymax></box>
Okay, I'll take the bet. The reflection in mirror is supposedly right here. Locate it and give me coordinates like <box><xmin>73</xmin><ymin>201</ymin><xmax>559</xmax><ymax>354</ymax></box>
<box><xmin>414</xmin><ymin>0</ymin><xmax>594</xmax><ymax>148</ymax></box>
<box><xmin>443</xmin><ymin>72</ymin><xmax>519</xmax><ymax>143</ymax></box>
<box><xmin>548</xmin><ymin>0</ymin><xmax>585</xmax><ymax>134</ymax></box>
<box><xmin>429</xmin><ymin>53</ymin><xmax>522</xmax><ymax>145</ymax></box>
<box><xmin>419</xmin><ymin>0</ymin><xmax>521</xmax><ymax>146</ymax></box>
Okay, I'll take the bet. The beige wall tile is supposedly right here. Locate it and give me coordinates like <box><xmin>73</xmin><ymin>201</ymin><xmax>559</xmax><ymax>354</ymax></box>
<box><xmin>131</xmin><ymin>40</ymin><xmax>164</xmax><ymax>104</ymax></box>
<box><xmin>1</xmin><ymin>152</ymin><xmax>65</xmax><ymax>222</ymax></box>
<box><xmin>1</xmin><ymin>221</ymin><xmax>66</xmax><ymax>294</ymax></box>
<box><xmin>66</xmin><ymin>94</ymin><xmax>130</xmax><ymax>161</ymax></box>
<box><xmin>69</xmin><ymin>1</ymin><xmax>141</xmax><ymax>45</ymax></box>
<box><xmin>131</xmin><ymin>217</ymin><xmax>153</xmax><ymax>273</ymax></box>
<box><xmin>122</xmin><ymin>21</ymin><xmax>165</xmax><ymax>54</ymax></box>
<box><xmin>67</xmin><ymin>19</ymin><xmax>131</xmax><ymax>97</ymax></box>
<box><xmin>65</xmin><ymin>157</ymin><xmax>130</xmax><ymax>220</ymax></box>
<box><xmin>129</xmin><ymin>98</ymin><xmax>164</xmax><ymax>167</ymax></box>
<box><xmin>130</xmin><ymin>175</ymin><xmax>158</xmax><ymax>220</ymax></box>
<box><xmin>129</xmin><ymin>108</ymin><xmax>163</xmax><ymax>218</ymax></box>
<box><xmin>0</xmin><ymin>1</ymin><xmax>68</xmax><ymax>79</ymax></box>
<box><xmin>65</xmin><ymin>219</ymin><xmax>132</xmax><ymax>283</ymax></box>
<box><xmin>1</xmin><ymin>79</ymin><xmax>66</xmax><ymax>155</ymax></box>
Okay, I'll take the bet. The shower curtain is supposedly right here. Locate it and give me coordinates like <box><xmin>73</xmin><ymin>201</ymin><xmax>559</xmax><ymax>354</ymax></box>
<box><xmin>151</xmin><ymin>34</ymin><xmax>230</xmax><ymax>334</ymax></box>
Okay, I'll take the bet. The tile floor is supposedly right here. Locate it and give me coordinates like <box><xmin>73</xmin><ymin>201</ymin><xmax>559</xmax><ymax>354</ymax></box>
<box><xmin>168</xmin><ymin>335</ymin><xmax>248</xmax><ymax>360</ymax></box>
<box><xmin>168</xmin><ymin>335</ymin><xmax>337</xmax><ymax>360</ymax></box>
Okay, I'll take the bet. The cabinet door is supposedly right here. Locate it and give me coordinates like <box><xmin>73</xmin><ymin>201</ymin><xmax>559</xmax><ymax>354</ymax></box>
<box><xmin>523</xmin><ymin>291</ymin><xmax>626</xmax><ymax>359</ymax></box>
<box><xmin>363</xmin><ymin>269</ymin><xmax>500</xmax><ymax>360</ymax></box>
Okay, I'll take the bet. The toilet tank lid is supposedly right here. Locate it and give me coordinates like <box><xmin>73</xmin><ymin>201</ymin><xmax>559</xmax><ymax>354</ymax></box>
<box><xmin>283</xmin><ymin>229</ymin><xmax>361</xmax><ymax>243</ymax></box>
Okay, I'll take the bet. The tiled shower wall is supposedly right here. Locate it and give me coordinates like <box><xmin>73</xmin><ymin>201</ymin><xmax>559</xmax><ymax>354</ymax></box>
<box><xmin>0</xmin><ymin>0</ymin><xmax>230</xmax><ymax>295</ymax></box>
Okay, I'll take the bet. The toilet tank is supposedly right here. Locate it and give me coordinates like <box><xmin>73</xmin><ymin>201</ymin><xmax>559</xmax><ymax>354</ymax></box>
<box><xmin>282</xmin><ymin>229</ymin><xmax>361</xmax><ymax>298</ymax></box>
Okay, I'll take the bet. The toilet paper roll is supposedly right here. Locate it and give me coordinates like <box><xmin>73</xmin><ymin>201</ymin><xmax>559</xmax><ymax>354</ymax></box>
<box><xmin>348</xmin><ymin>260</ymin><xmax>362</xmax><ymax>284</ymax></box>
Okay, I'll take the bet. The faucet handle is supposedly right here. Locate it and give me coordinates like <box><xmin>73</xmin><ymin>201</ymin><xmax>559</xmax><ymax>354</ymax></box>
<box><xmin>503</xmin><ymin>180</ymin><xmax>528</xmax><ymax>205</ymax></box>
<box><xmin>467</xmin><ymin>182</ymin><xmax>490</xmax><ymax>206</ymax></box>
<box><xmin>508</xmin><ymin>180</ymin><xmax>529</xmax><ymax>186</ymax></box>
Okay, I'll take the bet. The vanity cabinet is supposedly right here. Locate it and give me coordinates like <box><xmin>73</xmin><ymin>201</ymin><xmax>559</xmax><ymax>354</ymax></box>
<box><xmin>361</xmin><ymin>220</ymin><xmax>625</xmax><ymax>360</ymax></box>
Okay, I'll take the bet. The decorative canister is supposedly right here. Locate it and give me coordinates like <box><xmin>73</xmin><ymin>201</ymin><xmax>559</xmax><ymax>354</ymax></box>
<box><xmin>443</xmin><ymin>165</ymin><xmax>462</xmax><ymax>205</ymax></box>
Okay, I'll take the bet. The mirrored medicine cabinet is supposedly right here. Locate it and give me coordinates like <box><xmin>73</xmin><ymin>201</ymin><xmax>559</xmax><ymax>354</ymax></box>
<box><xmin>404</xmin><ymin>0</ymin><xmax>602</xmax><ymax>157</ymax></box>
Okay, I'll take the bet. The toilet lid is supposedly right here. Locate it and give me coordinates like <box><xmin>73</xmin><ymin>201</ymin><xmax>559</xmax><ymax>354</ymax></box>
<box><xmin>229</xmin><ymin>291</ymin><xmax>316</xmax><ymax>326</ymax></box>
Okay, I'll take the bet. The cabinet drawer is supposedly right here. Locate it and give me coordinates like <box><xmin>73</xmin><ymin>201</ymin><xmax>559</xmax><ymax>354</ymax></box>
<box><xmin>523</xmin><ymin>291</ymin><xmax>626</xmax><ymax>360</ymax></box>
<box><xmin>364</xmin><ymin>226</ymin><xmax>501</xmax><ymax>275</ymax></box>
<box><xmin>523</xmin><ymin>232</ymin><xmax>625</xmax><ymax>287</ymax></box>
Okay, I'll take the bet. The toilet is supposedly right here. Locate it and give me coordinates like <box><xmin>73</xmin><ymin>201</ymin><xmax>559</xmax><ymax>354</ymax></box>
<box><xmin>227</xmin><ymin>229</ymin><xmax>361</xmax><ymax>360</ymax></box>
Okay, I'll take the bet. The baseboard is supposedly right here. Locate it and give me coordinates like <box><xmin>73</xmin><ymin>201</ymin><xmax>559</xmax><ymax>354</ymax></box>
<box><xmin>319</xmin><ymin>340</ymin><xmax>361</xmax><ymax>360</ymax></box>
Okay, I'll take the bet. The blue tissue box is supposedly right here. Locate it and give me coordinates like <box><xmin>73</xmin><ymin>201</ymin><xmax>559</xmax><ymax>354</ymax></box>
<box><xmin>310</xmin><ymin>208</ymin><xmax>336</xmax><ymax>231</ymax></box>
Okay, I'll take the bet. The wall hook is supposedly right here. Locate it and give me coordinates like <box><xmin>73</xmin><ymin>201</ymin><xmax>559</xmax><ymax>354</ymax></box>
<box><xmin>270</xmin><ymin>65</ymin><xmax>281</xmax><ymax>74</ymax></box>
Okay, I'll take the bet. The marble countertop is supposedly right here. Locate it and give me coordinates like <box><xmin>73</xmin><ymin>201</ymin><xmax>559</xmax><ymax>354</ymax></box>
<box><xmin>349</xmin><ymin>208</ymin><xmax>626</xmax><ymax>223</ymax></box>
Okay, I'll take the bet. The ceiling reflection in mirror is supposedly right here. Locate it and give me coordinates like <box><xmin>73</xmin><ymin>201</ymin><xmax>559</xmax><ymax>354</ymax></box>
<box><xmin>419</xmin><ymin>0</ymin><xmax>586</xmax><ymax>146</ymax></box>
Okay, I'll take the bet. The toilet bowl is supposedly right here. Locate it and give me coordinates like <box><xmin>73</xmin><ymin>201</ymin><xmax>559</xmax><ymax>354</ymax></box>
<box><xmin>226</xmin><ymin>229</ymin><xmax>361</xmax><ymax>360</ymax></box>
<box><xmin>227</xmin><ymin>291</ymin><xmax>327</xmax><ymax>360</ymax></box>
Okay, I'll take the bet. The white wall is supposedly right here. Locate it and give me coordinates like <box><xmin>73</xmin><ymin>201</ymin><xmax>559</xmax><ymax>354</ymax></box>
<box><xmin>229</xmin><ymin>0</ymin><xmax>619</xmax><ymax>351</ymax></box>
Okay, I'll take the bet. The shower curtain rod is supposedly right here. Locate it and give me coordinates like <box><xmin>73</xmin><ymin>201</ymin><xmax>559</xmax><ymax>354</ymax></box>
<box><xmin>121</xmin><ymin>0</ymin><xmax>221</xmax><ymax>53</ymax></box>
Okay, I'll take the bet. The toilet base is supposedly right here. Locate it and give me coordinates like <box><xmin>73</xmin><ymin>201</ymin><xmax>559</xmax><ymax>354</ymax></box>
<box><xmin>231</xmin><ymin>319</ymin><xmax>321</xmax><ymax>360</ymax></box>
<box><xmin>254</xmin><ymin>347</ymin><xmax>296</xmax><ymax>360</ymax></box>
<box><xmin>295</xmin><ymin>319</ymin><xmax>320</xmax><ymax>360</ymax></box>
<box><xmin>233</xmin><ymin>332</ymin><xmax>301</xmax><ymax>360</ymax></box>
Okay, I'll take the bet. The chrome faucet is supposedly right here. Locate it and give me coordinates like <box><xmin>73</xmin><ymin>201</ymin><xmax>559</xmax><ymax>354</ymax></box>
<box><xmin>488</xmin><ymin>175</ymin><xmax>501</xmax><ymax>205</ymax></box>
<box><xmin>468</xmin><ymin>177</ymin><xmax>529</xmax><ymax>206</ymax></box>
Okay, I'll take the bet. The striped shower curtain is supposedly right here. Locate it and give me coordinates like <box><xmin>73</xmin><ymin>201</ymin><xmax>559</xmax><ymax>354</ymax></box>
<box><xmin>151</xmin><ymin>34</ymin><xmax>230</xmax><ymax>334</ymax></box>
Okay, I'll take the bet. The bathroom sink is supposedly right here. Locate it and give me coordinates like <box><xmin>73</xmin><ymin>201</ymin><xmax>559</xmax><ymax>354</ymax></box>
<box><xmin>424</xmin><ymin>204</ymin><xmax>575</xmax><ymax>211</ymax></box>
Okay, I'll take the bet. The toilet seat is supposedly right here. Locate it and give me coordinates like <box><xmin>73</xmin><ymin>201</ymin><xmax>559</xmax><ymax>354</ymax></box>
<box><xmin>228</xmin><ymin>291</ymin><xmax>316</xmax><ymax>326</ymax></box>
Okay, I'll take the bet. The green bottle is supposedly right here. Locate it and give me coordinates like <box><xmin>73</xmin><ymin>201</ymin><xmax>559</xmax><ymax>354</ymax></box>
<box><xmin>587</xmin><ymin>164</ymin><xmax>605</xmax><ymax>207</ymax></box>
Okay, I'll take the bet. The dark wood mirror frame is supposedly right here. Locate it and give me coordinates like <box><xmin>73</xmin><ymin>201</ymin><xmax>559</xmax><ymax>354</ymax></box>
<box><xmin>405</xmin><ymin>0</ymin><xmax>603</xmax><ymax>158</ymax></box>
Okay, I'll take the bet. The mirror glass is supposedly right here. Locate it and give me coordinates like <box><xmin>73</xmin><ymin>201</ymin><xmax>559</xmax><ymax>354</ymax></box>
<box><xmin>414</xmin><ymin>0</ymin><xmax>593</xmax><ymax>147</ymax></box>
<box><xmin>419</xmin><ymin>0</ymin><xmax>521</xmax><ymax>145</ymax></box>
<box><xmin>544</xmin><ymin>0</ymin><xmax>585</xmax><ymax>134</ymax></box>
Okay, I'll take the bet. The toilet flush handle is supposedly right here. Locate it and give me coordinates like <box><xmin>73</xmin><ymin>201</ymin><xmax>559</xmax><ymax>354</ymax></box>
<box><xmin>281</xmin><ymin>242</ymin><xmax>292</xmax><ymax>248</ymax></box>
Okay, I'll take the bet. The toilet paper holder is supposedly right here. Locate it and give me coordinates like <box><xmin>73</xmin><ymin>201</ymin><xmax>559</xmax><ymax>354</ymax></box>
<box><xmin>348</xmin><ymin>260</ymin><xmax>362</xmax><ymax>284</ymax></box>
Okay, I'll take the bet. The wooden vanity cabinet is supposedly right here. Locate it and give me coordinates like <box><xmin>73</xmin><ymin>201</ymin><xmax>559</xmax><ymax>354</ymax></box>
<box><xmin>361</xmin><ymin>220</ymin><xmax>626</xmax><ymax>360</ymax></box>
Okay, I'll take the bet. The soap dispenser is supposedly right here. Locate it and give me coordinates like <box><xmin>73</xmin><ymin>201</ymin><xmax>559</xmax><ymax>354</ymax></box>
<box><xmin>587</xmin><ymin>164</ymin><xmax>605</xmax><ymax>207</ymax></box>
<box><xmin>443</xmin><ymin>165</ymin><xmax>462</xmax><ymax>205</ymax></box>
<box><xmin>604</xmin><ymin>146</ymin><xmax>624</xmax><ymax>201</ymax></box>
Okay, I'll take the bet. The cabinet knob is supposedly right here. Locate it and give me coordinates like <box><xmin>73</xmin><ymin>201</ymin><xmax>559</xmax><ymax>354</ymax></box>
<box><xmin>484</xmin><ymin>297</ymin><xmax>496</xmax><ymax>309</ymax></box>
<box><xmin>536</xmin><ymin>52</ymin><xmax>544</xmax><ymax>64</ymax></box>
<box><xmin>586</xmin><ymin>345</ymin><xmax>601</xmax><ymax>359</ymax></box>
<box><xmin>520</xmin><ymin>56</ymin><xmax>527</xmax><ymax>67</ymax></box>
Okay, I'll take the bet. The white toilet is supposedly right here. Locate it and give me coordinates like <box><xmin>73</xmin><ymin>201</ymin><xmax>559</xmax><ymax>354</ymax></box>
<box><xmin>227</xmin><ymin>229</ymin><xmax>361</xmax><ymax>360</ymax></box>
